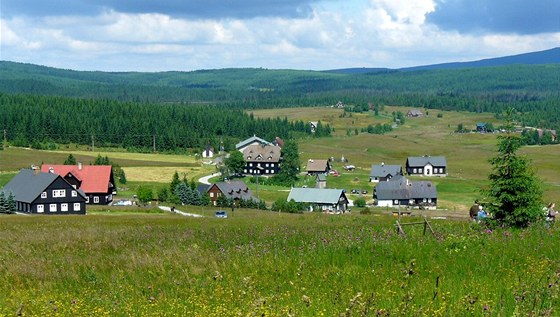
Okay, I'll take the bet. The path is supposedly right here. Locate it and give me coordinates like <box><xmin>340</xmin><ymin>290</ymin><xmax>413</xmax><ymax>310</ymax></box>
<box><xmin>159</xmin><ymin>206</ymin><xmax>204</xmax><ymax>217</ymax></box>
<box><xmin>198</xmin><ymin>172</ymin><xmax>221</xmax><ymax>185</ymax></box>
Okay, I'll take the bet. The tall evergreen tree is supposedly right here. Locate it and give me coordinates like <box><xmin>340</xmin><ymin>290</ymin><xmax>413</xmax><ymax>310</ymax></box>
<box><xmin>275</xmin><ymin>139</ymin><xmax>300</xmax><ymax>185</ymax></box>
<box><xmin>483</xmin><ymin>108</ymin><xmax>543</xmax><ymax>228</ymax></box>
<box><xmin>0</xmin><ymin>192</ymin><xmax>6</xmax><ymax>213</ymax></box>
<box><xmin>6</xmin><ymin>193</ymin><xmax>16</xmax><ymax>213</ymax></box>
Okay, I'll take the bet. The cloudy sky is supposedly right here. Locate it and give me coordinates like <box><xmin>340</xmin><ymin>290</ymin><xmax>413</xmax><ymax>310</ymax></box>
<box><xmin>1</xmin><ymin>0</ymin><xmax>559</xmax><ymax>71</ymax></box>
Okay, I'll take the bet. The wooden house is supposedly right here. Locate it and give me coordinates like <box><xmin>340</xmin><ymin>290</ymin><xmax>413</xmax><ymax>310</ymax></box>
<box><xmin>1</xmin><ymin>169</ymin><xmax>87</xmax><ymax>214</ymax></box>
<box><xmin>206</xmin><ymin>181</ymin><xmax>258</xmax><ymax>206</ymax></box>
<box><xmin>407</xmin><ymin>109</ymin><xmax>424</xmax><ymax>117</ymax></box>
<box><xmin>405</xmin><ymin>156</ymin><xmax>447</xmax><ymax>177</ymax></box>
<box><xmin>41</xmin><ymin>163</ymin><xmax>116</xmax><ymax>205</ymax></box>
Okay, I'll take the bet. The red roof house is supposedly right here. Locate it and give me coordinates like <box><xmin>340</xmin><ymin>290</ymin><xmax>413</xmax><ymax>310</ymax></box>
<box><xmin>41</xmin><ymin>163</ymin><xmax>116</xmax><ymax>205</ymax></box>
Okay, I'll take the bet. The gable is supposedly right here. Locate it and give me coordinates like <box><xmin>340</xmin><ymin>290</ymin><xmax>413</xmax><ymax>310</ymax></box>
<box><xmin>406</xmin><ymin>156</ymin><xmax>447</xmax><ymax>168</ymax></box>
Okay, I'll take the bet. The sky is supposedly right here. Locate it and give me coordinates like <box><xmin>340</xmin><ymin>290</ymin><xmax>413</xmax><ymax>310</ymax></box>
<box><xmin>1</xmin><ymin>0</ymin><xmax>559</xmax><ymax>71</ymax></box>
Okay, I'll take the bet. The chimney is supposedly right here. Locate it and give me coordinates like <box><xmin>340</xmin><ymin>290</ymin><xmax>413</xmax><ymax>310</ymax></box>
<box><xmin>78</xmin><ymin>162</ymin><xmax>83</xmax><ymax>170</ymax></box>
<box><xmin>48</xmin><ymin>167</ymin><xmax>54</xmax><ymax>174</ymax></box>
<box><xmin>381</xmin><ymin>162</ymin><xmax>385</xmax><ymax>166</ymax></box>
<box><xmin>31</xmin><ymin>164</ymin><xmax>40</xmax><ymax>175</ymax></box>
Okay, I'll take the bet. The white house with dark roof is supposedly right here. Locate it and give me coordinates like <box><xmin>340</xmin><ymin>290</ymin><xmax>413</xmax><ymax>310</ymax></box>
<box><xmin>2</xmin><ymin>169</ymin><xmax>87</xmax><ymax>215</ymax></box>
<box><xmin>287</xmin><ymin>188</ymin><xmax>348</xmax><ymax>212</ymax></box>
<box><xmin>235</xmin><ymin>135</ymin><xmax>271</xmax><ymax>153</ymax></box>
<box><xmin>369</xmin><ymin>163</ymin><xmax>403</xmax><ymax>182</ymax></box>
<box><xmin>202</xmin><ymin>145</ymin><xmax>214</xmax><ymax>158</ymax></box>
<box><xmin>405</xmin><ymin>156</ymin><xmax>447</xmax><ymax>177</ymax></box>
<box><xmin>374</xmin><ymin>175</ymin><xmax>437</xmax><ymax>209</ymax></box>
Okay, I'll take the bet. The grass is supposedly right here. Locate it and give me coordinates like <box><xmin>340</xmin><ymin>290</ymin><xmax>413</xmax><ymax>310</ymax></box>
<box><xmin>0</xmin><ymin>212</ymin><xmax>558</xmax><ymax>316</ymax></box>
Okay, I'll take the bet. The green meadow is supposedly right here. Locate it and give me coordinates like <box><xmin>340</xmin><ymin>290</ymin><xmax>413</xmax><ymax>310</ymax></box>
<box><xmin>1</xmin><ymin>106</ymin><xmax>560</xmax><ymax>316</ymax></box>
<box><xmin>0</xmin><ymin>212</ymin><xmax>559</xmax><ymax>316</ymax></box>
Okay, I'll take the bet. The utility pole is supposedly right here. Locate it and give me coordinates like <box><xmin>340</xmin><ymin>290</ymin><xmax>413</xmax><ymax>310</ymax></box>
<box><xmin>91</xmin><ymin>134</ymin><xmax>95</xmax><ymax>152</ymax></box>
<box><xmin>153</xmin><ymin>135</ymin><xmax>156</xmax><ymax>152</ymax></box>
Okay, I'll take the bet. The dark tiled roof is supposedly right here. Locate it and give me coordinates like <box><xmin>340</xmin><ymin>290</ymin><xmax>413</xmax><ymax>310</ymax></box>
<box><xmin>407</xmin><ymin>156</ymin><xmax>447</xmax><ymax>167</ymax></box>
<box><xmin>370</xmin><ymin>164</ymin><xmax>402</xmax><ymax>178</ymax></box>
<box><xmin>306</xmin><ymin>159</ymin><xmax>329</xmax><ymax>172</ymax></box>
<box><xmin>375</xmin><ymin>176</ymin><xmax>437</xmax><ymax>200</ymax></box>
<box><xmin>2</xmin><ymin>169</ymin><xmax>86</xmax><ymax>203</ymax></box>
<box><xmin>212</xmin><ymin>181</ymin><xmax>257</xmax><ymax>201</ymax></box>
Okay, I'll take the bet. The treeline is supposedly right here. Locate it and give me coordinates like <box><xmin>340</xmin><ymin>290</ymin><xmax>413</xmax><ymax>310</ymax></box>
<box><xmin>1</xmin><ymin>62</ymin><xmax>559</xmax><ymax>130</ymax></box>
<box><xmin>0</xmin><ymin>93</ymin><xmax>330</xmax><ymax>152</ymax></box>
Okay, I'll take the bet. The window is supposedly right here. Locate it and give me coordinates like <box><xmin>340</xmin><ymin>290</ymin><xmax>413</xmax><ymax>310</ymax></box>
<box><xmin>266</xmin><ymin>163</ymin><xmax>269</xmax><ymax>167</ymax></box>
<box><xmin>72</xmin><ymin>190</ymin><xmax>77</xmax><ymax>197</ymax></box>
<box><xmin>86</xmin><ymin>197</ymin><xmax>90</xmax><ymax>203</ymax></box>
<box><xmin>428</xmin><ymin>198</ymin><xmax>432</xmax><ymax>203</ymax></box>
<box><xmin>210</xmin><ymin>192</ymin><xmax>214</xmax><ymax>198</ymax></box>
<box><xmin>249</xmin><ymin>163</ymin><xmax>253</xmax><ymax>167</ymax></box>
<box><xmin>37</xmin><ymin>204</ymin><xmax>44</xmax><ymax>213</ymax></box>
<box><xmin>74</xmin><ymin>203</ymin><xmax>81</xmax><ymax>211</ymax></box>
<box><xmin>271</xmin><ymin>170</ymin><xmax>275</xmax><ymax>174</ymax></box>
<box><xmin>394</xmin><ymin>200</ymin><xmax>399</xmax><ymax>204</ymax></box>
<box><xmin>61</xmin><ymin>203</ymin><xmax>68</xmax><ymax>212</ymax></box>
<box><xmin>94</xmin><ymin>196</ymin><xmax>100</xmax><ymax>204</ymax></box>
<box><xmin>49</xmin><ymin>204</ymin><xmax>57</xmax><ymax>212</ymax></box>
<box><xmin>413</xmin><ymin>168</ymin><xmax>417</xmax><ymax>173</ymax></box>
<box><xmin>41</xmin><ymin>192</ymin><xmax>47</xmax><ymax>198</ymax></box>
<box><xmin>52</xmin><ymin>189</ymin><xmax>66</xmax><ymax>198</ymax></box>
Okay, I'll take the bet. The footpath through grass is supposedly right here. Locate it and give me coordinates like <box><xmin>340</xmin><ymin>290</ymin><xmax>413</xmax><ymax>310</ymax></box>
<box><xmin>0</xmin><ymin>211</ymin><xmax>558</xmax><ymax>316</ymax></box>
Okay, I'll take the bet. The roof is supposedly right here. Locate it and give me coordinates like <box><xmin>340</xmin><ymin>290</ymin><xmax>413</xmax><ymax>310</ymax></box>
<box><xmin>316</xmin><ymin>174</ymin><xmax>327</xmax><ymax>182</ymax></box>
<box><xmin>41</xmin><ymin>164</ymin><xmax>113</xmax><ymax>193</ymax></box>
<box><xmin>407</xmin><ymin>156</ymin><xmax>447</xmax><ymax>167</ymax></box>
<box><xmin>210</xmin><ymin>181</ymin><xmax>257</xmax><ymax>201</ymax></box>
<box><xmin>407</xmin><ymin>109</ymin><xmax>423</xmax><ymax>116</ymax></box>
<box><xmin>370</xmin><ymin>164</ymin><xmax>402</xmax><ymax>178</ymax></box>
<box><xmin>272</xmin><ymin>137</ymin><xmax>284</xmax><ymax>147</ymax></box>
<box><xmin>2</xmin><ymin>169</ymin><xmax>85</xmax><ymax>203</ymax></box>
<box><xmin>235</xmin><ymin>135</ymin><xmax>270</xmax><ymax>150</ymax></box>
<box><xmin>306</xmin><ymin>159</ymin><xmax>329</xmax><ymax>172</ymax></box>
<box><xmin>287</xmin><ymin>188</ymin><xmax>347</xmax><ymax>205</ymax></box>
<box><xmin>243</xmin><ymin>144</ymin><xmax>281</xmax><ymax>163</ymax></box>
<box><xmin>375</xmin><ymin>176</ymin><xmax>437</xmax><ymax>200</ymax></box>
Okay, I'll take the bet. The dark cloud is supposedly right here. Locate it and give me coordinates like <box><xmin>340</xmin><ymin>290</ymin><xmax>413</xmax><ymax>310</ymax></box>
<box><xmin>427</xmin><ymin>0</ymin><xmax>560</xmax><ymax>34</ymax></box>
<box><xmin>2</xmin><ymin>0</ymin><xmax>320</xmax><ymax>19</ymax></box>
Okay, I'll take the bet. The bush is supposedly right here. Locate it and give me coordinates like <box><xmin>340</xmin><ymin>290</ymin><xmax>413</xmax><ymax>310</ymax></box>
<box><xmin>354</xmin><ymin>197</ymin><xmax>366</xmax><ymax>208</ymax></box>
<box><xmin>359</xmin><ymin>207</ymin><xmax>371</xmax><ymax>215</ymax></box>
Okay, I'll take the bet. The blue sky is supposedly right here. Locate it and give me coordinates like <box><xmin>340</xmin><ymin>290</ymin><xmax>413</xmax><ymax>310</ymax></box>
<box><xmin>1</xmin><ymin>0</ymin><xmax>558</xmax><ymax>71</ymax></box>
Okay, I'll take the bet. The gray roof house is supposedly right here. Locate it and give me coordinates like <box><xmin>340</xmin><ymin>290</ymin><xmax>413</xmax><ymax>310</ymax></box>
<box><xmin>370</xmin><ymin>163</ymin><xmax>403</xmax><ymax>182</ymax></box>
<box><xmin>305</xmin><ymin>159</ymin><xmax>331</xmax><ymax>175</ymax></box>
<box><xmin>206</xmin><ymin>180</ymin><xmax>258</xmax><ymax>206</ymax></box>
<box><xmin>406</xmin><ymin>156</ymin><xmax>447</xmax><ymax>177</ymax></box>
<box><xmin>374</xmin><ymin>175</ymin><xmax>437</xmax><ymax>209</ymax></box>
<box><xmin>235</xmin><ymin>135</ymin><xmax>271</xmax><ymax>153</ymax></box>
<box><xmin>2</xmin><ymin>169</ymin><xmax>87</xmax><ymax>214</ymax></box>
<box><xmin>287</xmin><ymin>188</ymin><xmax>348</xmax><ymax>212</ymax></box>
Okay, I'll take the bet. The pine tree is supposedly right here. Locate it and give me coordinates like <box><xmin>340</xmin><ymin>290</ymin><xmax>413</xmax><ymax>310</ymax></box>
<box><xmin>174</xmin><ymin>182</ymin><xmax>189</xmax><ymax>205</ymax></box>
<box><xmin>483</xmin><ymin>108</ymin><xmax>543</xmax><ymax>228</ymax></box>
<box><xmin>64</xmin><ymin>154</ymin><xmax>77</xmax><ymax>165</ymax></box>
<box><xmin>170</xmin><ymin>171</ymin><xmax>180</xmax><ymax>194</ymax></box>
<box><xmin>0</xmin><ymin>192</ymin><xmax>6</xmax><ymax>213</ymax></box>
<box><xmin>6</xmin><ymin>193</ymin><xmax>16</xmax><ymax>213</ymax></box>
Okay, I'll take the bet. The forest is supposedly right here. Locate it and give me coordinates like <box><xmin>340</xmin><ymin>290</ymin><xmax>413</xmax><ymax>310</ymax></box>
<box><xmin>0</xmin><ymin>61</ymin><xmax>559</xmax><ymax>149</ymax></box>
<box><xmin>0</xmin><ymin>93</ymin><xmax>331</xmax><ymax>152</ymax></box>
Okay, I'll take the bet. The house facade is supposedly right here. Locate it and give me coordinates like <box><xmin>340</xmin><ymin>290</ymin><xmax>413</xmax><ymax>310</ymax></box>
<box><xmin>374</xmin><ymin>175</ymin><xmax>437</xmax><ymax>209</ymax></box>
<box><xmin>2</xmin><ymin>169</ymin><xmax>87</xmax><ymax>215</ymax></box>
<box><xmin>41</xmin><ymin>163</ymin><xmax>116</xmax><ymax>204</ymax></box>
<box><xmin>235</xmin><ymin>135</ymin><xmax>271</xmax><ymax>153</ymax></box>
<box><xmin>405</xmin><ymin>156</ymin><xmax>447</xmax><ymax>177</ymax></box>
<box><xmin>370</xmin><ymin>163</ymin><xmax>403</xmax><ymax>182</ymax></box>
<box><xmin>287</xmin><ymin>188</ymin><xmax>349</xmax><ymax>212</ymax></box>
<box><xmin>202</xmin><ymin>145</ymin><xmax>214</xmax><ymax>158</ymax></box>
<box><xmin>305</xmin><ymin>159</ymin><xmax>331</xmax><ymax>175</ymax></box>
<box><xmin>206</xmin><ymin>181</ymin><xmax>257</xmax><ymax>206</ymax></box>
<box><xmin>407</xmin><ymin>109</ymin><xmax>424</xmax><ymax>117</ymax></box>
<box><xmin>242</xmin><ymin>144</ymin><xmax>281</xmax><ymax>175</ymax></box>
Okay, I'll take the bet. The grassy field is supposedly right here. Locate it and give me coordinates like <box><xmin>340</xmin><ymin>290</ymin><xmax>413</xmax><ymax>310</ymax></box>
<box><xmin>0</xmin><ymin>211</ymin><xmax>558</xmax><ymax>316</ymax></box>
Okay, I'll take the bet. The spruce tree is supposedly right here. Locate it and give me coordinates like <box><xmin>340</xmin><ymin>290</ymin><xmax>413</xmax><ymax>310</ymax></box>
<box><xmin>64</xmin><ymin>154</ymin><xmax>77</xmax><ymax>165</ymax></box>
<box><xmin>0</xmin><ymin>192</ymin><xmax>6</xmax><ymax>213</ymax></box>
<box><xmin>6</xmin><ymin>193</ymin><xmax>16</xmax><ymax>213</ymax></box>
<box><xmin>484</xmin><ymin>108</ymin><xmax>543</xmax><ymax>228</ymax></box>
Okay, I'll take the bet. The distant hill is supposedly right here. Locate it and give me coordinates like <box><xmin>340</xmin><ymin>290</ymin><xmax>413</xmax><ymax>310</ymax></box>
<box><xmin>326</xmin><ymin>47</ymin><xmax>560</xmax><ymax>74</ymax></box>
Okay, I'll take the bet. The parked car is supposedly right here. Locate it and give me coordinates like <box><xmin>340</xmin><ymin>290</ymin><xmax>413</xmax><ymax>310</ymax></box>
<box><xmin>215</xmin><ymin>210</ymin><xmax>228</xmax><ymax>218</ymax></box>
<box><xmin>329</xmin><ymin>170</ymin><xmax>339</xmax><ymax>176</ymax></box>
<box><xmin>361</xmin><ymin>190</ymin><xmax>368</xmax><ymax>194</ymax></box>
<box><xmin>351</xmin><ymin>189</ymin><xmax>358</xmax><ymax>194</ymax></box>
<box><xmin>344</xmin><ymin>165</ymin><xmax>356</xmax><ymax>171</ymax></box>
<box><xmin>112</xmin><ymin>200</ymin><xmax>133</xmax><ymax>206</ymax></box>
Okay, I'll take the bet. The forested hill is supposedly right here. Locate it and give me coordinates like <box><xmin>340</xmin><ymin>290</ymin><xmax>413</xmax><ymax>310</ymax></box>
<box><xmin>0</xmin><ymin>60</ymin><xmax>559</xmax><ymax>129</ymax></box>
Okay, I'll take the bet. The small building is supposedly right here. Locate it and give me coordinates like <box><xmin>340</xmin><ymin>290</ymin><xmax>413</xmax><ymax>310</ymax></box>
<box><xmin>309</xmin><ymin>121</ymin><xmax>318</xmax><ymax>133</ymax></box>
<box><xmin>476</xmin><ymin>123</ymin><xmax>487</xmax><ymax>133</ymax></box>
<box><xmin>374</xmin><ymin>175</ymin><xmax>437</xmax><ymax>209</ymax></box>
<box><xmin>405</xmin><ymin>156</ymin><xmax>447</xmax><ymax>177</ymax></box>
<box><xmin>315</xmin><ymin>174</ymin><xmax>327</xmax><ymax>189</ymax></box>
<box><xmin>407</xmin><ymin>109</ymin><xmax>424</xmax><ymax>117</ymax></box>
<box><xmin>242</xmin><ymin>144</ymin><xmax>281</xmax><ymax>175</ymax></box>
<box><xmin>287</xmin><ymin>188</ymin><xmax>349</xmax><ymax>212</ymax></box>
<box><xmin>235</xmin><ymin>135</ymin><xmax>271</xmax><ymax>153</ymax></box>
<box><xmin>41</xmin><ymin>163</ymin><xmax>116</xmax><ymax>204</ymax></box>
<box><xmin>206</xmin><ymin>181</ymin><xmax>258</xmax><ymax>206</ymax></box>
<box><xmin>1</xmin><ymin>169</ymin><xmax>87</xmax><ymax>214</ymax></box>
<box><xmin>272</xmin><ymin>136</ymin><xmax>285</xmax><ymax>148</ymax></box>
<box><xmin>202</xmin><ymin>145</ymin><xmax>214</xmax><ymax>158</ymax></box>
<box><xmin>305</xmin><ymin>159</ymin><xmax>331</xmax><ymax>175</ymax></box>
<box><xmin>370</xmin><ymin>163</ymin><xmax>403</xmax><ymax>182</ymax></box>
